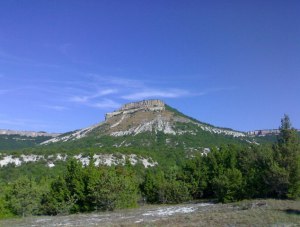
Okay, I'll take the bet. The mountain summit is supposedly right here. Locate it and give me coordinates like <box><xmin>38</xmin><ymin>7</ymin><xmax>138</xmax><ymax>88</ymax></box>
<box><xmin>42</xmin><ymin>100</ymin><xmax>248</xmax><ymax>150</ymax></box>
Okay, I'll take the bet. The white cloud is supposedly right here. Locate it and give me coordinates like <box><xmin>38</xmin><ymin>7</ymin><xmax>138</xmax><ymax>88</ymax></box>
<box><xmin>42</xmin><ymin>105</ymin><xmax>68</xmax><ymax>111</ymax></box>
<box><xmin>70</xmin><ymin>96</ymin><xmax>89</xmax><ymax>103</ymax></box>
<box><xmin>97</xmin><ymin>89</ymin><xmax>118</xmax><ymax>96</ymax></box>
<box><xmin>69</xmin><ymin>89</ymin><xmax>118</xmax><ymax>104</ymax></box>
<box><xmin>87</xmin><ymin>74</ymin><xmax>143</xmax><ymax>88</ymax></box>
<box><xmin>121</xmin><ymin>89</ymin><xmax>191</xmax><ymax>100</ymax></box>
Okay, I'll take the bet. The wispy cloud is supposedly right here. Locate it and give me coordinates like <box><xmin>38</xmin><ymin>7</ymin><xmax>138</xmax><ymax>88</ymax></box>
<box><xmin>203</xmin><ymin>86</ymin><xmax>237</xmax><ymax>93</ymax></box>
<box><xmin>42</xmin><ymin>105</ymin><xmax>68</xmax><ymax>111</ymax></box>
<box><xmin>122</xmin><ymin>89</ymin><xmax>191</xmax><ymax>100</ymax></box>
<box><xmin>69</xmin><ymin>88</ymin><xmax>118</xmax><ymax>104</ymax></box>
<box><xmin>65</xmin><ymin>74</ymin><xmax>211</xmax><ymax>108</ymax></box>
<box><xmin>87</xmin><ymin>74</ymin><xmax>144</xmax><ymax>88</ymax></box>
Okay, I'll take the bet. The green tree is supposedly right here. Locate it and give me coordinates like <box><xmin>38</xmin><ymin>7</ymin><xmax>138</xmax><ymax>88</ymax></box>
<box><xmin>181</xmin><ymin>155</ymin><xmax>208</xmax><ymax>199</ymax></box>
<box><xmin>212</xmin><ymin>168</ymin><xmax>243</xmax><ymax>203</ymax></box>
<box><xmin>64</xmin><ymin>159</ymin><xmax>86</xmax><ymax>212</ymax></box>
<box><xmin>141</xmin><ymin>168</ymin><xmax>191</xmax><ymax>204</ymax></box>
<box><xmin>274</xmin><ymin>114</ymin><xmax>300</xmax><ymax>198</ymax></box>
<box><xmin>41</xmin><ymin>176</ymin><xmax>76</xmax><ymax>215</ymax></box>
<box><xmin>6</xmin><ymin>177</ymin><xmax>41</xmax><ymax>217</ymax></box>
<box><xmin>86</xmin><ymin>166</ymin><xmax>139</xmax><ymax>211</ymax></box>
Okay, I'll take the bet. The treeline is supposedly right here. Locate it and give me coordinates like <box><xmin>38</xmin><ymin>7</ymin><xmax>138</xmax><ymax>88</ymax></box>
<box><xmin>0</xmin><ymin>115</ymin><xmax>299</xmax><ymax>218</ymax></box>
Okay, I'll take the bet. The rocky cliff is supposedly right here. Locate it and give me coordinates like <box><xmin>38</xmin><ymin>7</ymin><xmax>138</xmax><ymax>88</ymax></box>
<box><xmin>105</xmin><ymin>100</ymin><xmax>165</xmax><ymax>120</ymax></box>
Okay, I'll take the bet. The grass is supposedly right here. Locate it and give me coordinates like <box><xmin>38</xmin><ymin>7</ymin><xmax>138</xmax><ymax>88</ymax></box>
<box><xmin>0</xmin><ymin>199</ymin><xmax>299</xmax><ymax>227</ymax></box>
<box><xmin>142</xmin><ymin>199</ymin><xmax>300</xmax><ymax>227</ymax></box>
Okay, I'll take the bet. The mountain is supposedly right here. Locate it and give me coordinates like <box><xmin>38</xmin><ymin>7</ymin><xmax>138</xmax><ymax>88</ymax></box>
<box><xmin>41</xmin><ymin>100</ymin><xmax>251</xmax><ymax>151</ymax></box>
<box><xmin>1</xmin><ymin>99</ymin><xmax>292</xmax><ymax>170</ymax></box>
<box><xmin>0</xmin><ymin>130</ymin><xmax>60</xmax><ymax>151</ymax></box>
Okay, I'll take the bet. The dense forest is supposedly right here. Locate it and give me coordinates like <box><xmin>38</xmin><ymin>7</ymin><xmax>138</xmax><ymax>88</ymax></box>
<box><xmin>0</xmin><ymin>115</ymin><xmax>299</xmax><ymax>218</ymax></box>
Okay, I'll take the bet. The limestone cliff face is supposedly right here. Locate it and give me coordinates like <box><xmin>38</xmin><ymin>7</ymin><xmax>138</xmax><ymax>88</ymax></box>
<box><xmin>120</xmin><ymin>100</ymin><xmax>165</xmax><ymax>111</ymax></box>
<box><xmin>105</xmin><ymin>100</ymin><xmax>165</xmax><ymax>120</ymax></box>
<box><xmin>0</xmin><ymin>129</ymin><xmax>60</xmax><ymax>137</ymax></box>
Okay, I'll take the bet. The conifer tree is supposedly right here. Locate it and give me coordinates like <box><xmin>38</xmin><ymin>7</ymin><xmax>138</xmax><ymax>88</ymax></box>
<box><xmin>275</xmin><ymin>114</ymin><xmax>300</xmax><ymax>198</ymax></box>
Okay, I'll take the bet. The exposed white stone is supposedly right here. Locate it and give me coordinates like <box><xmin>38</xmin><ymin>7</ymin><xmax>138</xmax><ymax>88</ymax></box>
<box><xmin>41</xmin><ymin>122</ymin><xmax>104</xmax><ymax>145</ymax></box>
<box><xmin>48</xmin><ymin>162</ymin><xmax>55</xmax><ymax>168</ymax></box>
<box><xmin>195</xmin><ymin>124</ymin><xmax>246</xmax><ymax>137</ymax></box>
<box><xmin>111</xmin><ymin>116</ymin><xmax>176</xmax><ymax>136</ymax></box>
<box><xmin>141</xmin><ymin>158</ymin><xmax>158</xmax><ymax>167</ymax></box>
<box><xmin>21</xmin><ymin>154</ymin><xmax>43</xmax><ymax>162</ymax></box>
<box><xmin>142</xmin><ymin>203</ymin><xmax>212</xmax><ymax>217</ymax></box>
<box><xmin>56</xmin><ymin>154</ymin><xmax>68</xmax><ymax>161</ymax></box>
<box><xmin>0</xmin><ymin>129</ymin><xmax>60</xmax><ymax>137</ymax></box>
<box><xmin>0</xmin><ymin>153</ymin><xmax>157</xmax><ymax>168</ymax></box>
<box><xmin>0</xmin><ymin>156</ymin><xmax>22</xmax><ymax>167</ymax></box>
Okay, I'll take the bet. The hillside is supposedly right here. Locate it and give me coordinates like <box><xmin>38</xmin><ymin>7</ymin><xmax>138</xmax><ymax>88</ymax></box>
<box><xmin>2</xmin><ymin>100</ymin><xmax>294</xmax><ymax>170</ymax></box>
<box><xmin>0</xmin><ymin>130</ymin><xmax>60</xmax><ymax>151</ymax></box>
<box><xmin>41</xmin><ymin>100</ymin><xmax>250</xmax><ymax>150</ymax></box>
<box><xmin>0</xmin><ymin>100</ymin><xmax>261</xmax><ymax>169</ymax></box>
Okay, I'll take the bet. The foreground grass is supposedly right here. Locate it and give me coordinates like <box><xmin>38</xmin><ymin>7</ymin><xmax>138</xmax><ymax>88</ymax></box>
<box><xmin>0</xmin><ymin>199</ymin><xmax>299</xmax><ymax>226</ymax></box>
<box><xmin>146</xmin><ymin>199</ymin><xmax>300</xmax><ymax>227</ymax></box>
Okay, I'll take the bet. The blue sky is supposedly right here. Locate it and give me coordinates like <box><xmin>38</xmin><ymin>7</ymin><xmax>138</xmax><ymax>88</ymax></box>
<box><xmin>0</xmin><ymin>0</ymin><xmax>299</xmax><ymax>133</ymax></box>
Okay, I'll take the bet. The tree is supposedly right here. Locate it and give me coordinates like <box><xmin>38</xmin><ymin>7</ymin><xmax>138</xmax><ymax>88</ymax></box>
<box><xmin>141</xmin><ymin>168</ymin><xmax>191</xmax><ymax>204</ymax></box>
<box><xmin>86</xmin><ymin>166</ymin><xmax>139</xmax><ymax>211</ymax></box>
<box><xmin>274</xmin><ymin>114</ymin><xmax>300</xmax><ymax>199</ymax></box>
<box><xmin>181</xmin><ymin>155</ymin><xmax>208</xmax><ymax>199</ymax></box>
<box><xmin>64</xmin><ymin>159</ymin><xmax>86</xmax><ymax>212</ymax></box>
<box><xmin>212</xmin><ymin>168</ymin><xmax>243</xmax><ymax>203</ymax></box>
<box><xmin>6</xmin><ymin>177</ymin><xmax>41</xmax><ymax>217</ymax></box>
<box><xmin>41</xmin><ymin>176</ymin><xmax>76</xmax><ymax>215</ymax></box>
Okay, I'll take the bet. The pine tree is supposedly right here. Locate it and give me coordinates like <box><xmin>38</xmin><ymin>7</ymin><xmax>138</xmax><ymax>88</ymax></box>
<box><xmin>275</xmin><ymin>114</ymin><xmax>300</xmax><ymax>199</ymax></box>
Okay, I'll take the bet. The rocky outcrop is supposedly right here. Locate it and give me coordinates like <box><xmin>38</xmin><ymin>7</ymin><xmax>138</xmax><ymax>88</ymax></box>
<box><xmin>120</xmin><ymin>100</ymin><xmax>165</xmax><ymax>111</ymax></box>
<box><xmin>247</xmin><ymin>129</ymin><xmax>300</xmax><ymax>136</ymax></box>
<box><xmin>247</xmin><ymin>129</ymin><xmax>280</xmax><ymax>136</ymax></box>
<box><xmin>0</xmin><ymin>153</ymin><xmax>157</xmax><ymax>168</ymax></box>
<box><xmin>0</xmin><ymin>129</ymin><xmax>60</xmax><ymax>137</ymax></box>
<box><xmin>106</xmin><ymin>100</ymin><xmax>165</xmax><ymax>120</ymax></box>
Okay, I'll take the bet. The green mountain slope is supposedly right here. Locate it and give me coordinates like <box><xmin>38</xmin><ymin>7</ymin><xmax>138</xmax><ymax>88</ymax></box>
<box><xmin>40</xmin><ymin>100</ymin><xmax>250</xmax><ymax>152</ymax></box>
<box><xmin>0</xmin><ymin>133</ymin><xmax>57</xmax><ymax>151</ymax></box>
